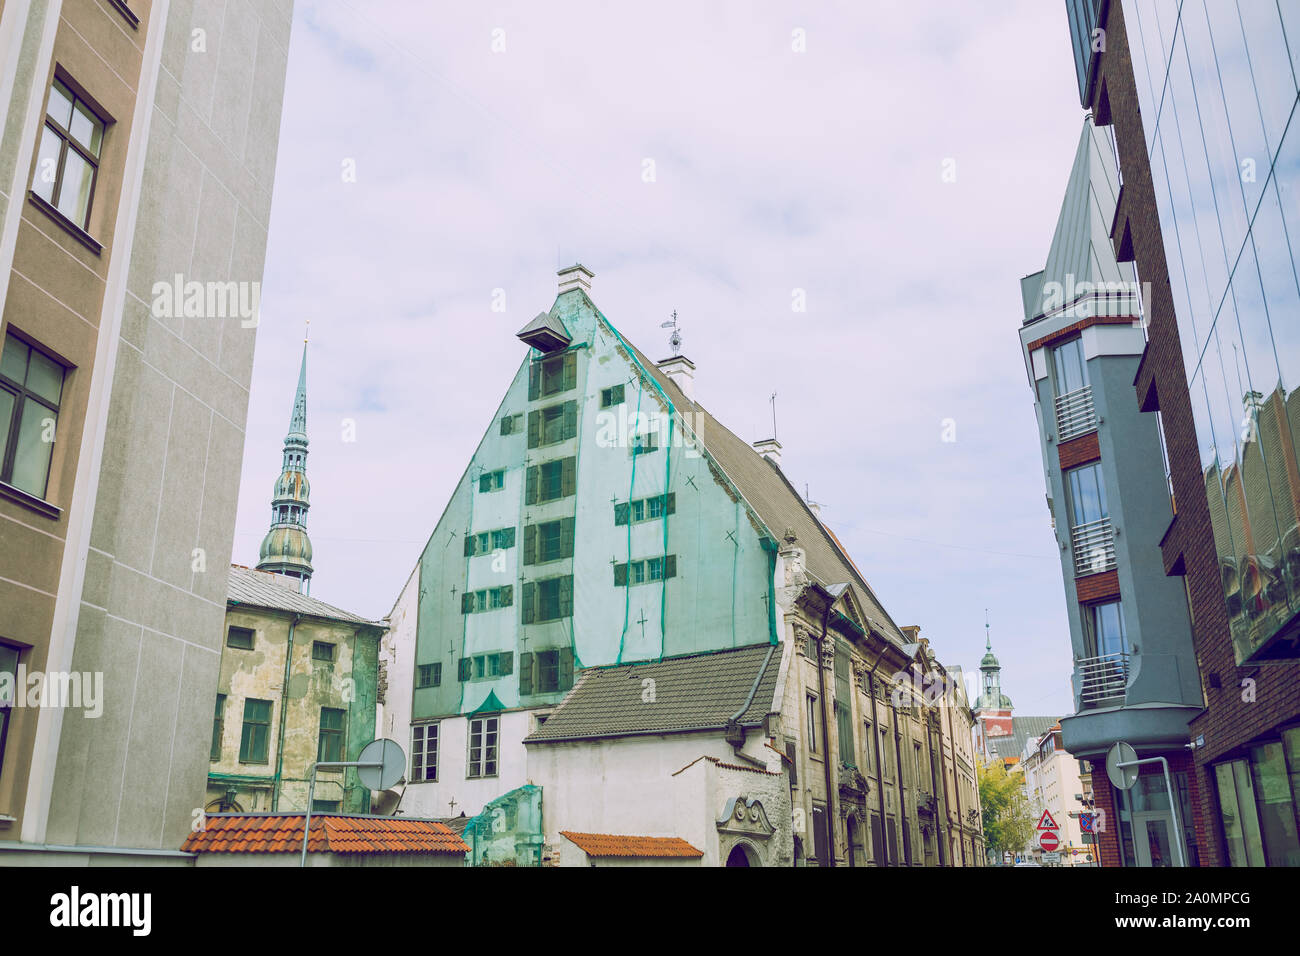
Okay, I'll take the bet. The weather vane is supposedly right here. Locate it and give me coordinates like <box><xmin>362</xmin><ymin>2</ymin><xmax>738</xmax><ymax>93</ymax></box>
<box><xmin>660</xmin><ymin>310</ymin><xmax>682</xmax><ymax>355</ymax></box>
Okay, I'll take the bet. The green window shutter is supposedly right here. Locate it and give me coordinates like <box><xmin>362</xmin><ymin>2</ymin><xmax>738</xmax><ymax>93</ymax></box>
<box><xmin>614</xmin><ymin>502</ymin><xmax>629</xmax><ymax>526</ymax></box>
<box><xmin>501</xmin><ymin>527</ymin><xmax>516</xmax><ymax>549</ymax></box>
<box><xmin>461</xmin><ymin>592</ymin><xmax>473</xmax><ymax>613</ymax></box>
<box><xmin>560</xmin><ymin>457</ymin><xmax>576</xmax><ymax>498</ymax></box>
<box><xmin>498</xmin><ymin>652</ymin><xmax>514</xmax><ymax>676</ymax></box>
<box><xmin>523</xmin><ymin>524</ymin><xmax>537</xmax><ymax>565</ymax></box>
<box><xmin>518</xmin><ymin>652</ymin><xmax>534</xmax><ymax>695</ymax></box>
<box><xmin>528</xmin><ymin>362</ymin><xmax>540</xmax><ymax>400</ymax></box>
<box><xmin>458</xmin><ymin>657</ymin><xmax>471</xmax><ymax>681</ymax></box>
<box><xmin>522</xmin><ymin>581</ymin><xmax>536</xmax><ymax>624</ymax></box>
<box><xmin>614</xmin><ymin>563</ymin><xmax>627</xmax><ymax>586</ymax></box>
<box><xmin>562</xmin><ymin>351</ymin><xmax>576</xmax><ymax>391</ymax></box>
<box><xmin>526</xmin><ymin>465</ymin><xmax>538</xmax><ymax>505</ymax></box>
<box><xmin>527</xmin><ymin>410</ymin><xmax>541</xmax><ymax>449</ymax></box>
<box><xmin>612</xmin><ymin>383</ymin><xmax>624</xmax><ymax>405</ymax></box>
<box><xmin>464</xmin><ymin>534</ymin><xmax>475</xmax><ymax>557</ymax></box>
<box><xmin>559</xmin><ymin>575</ymin><xmax>573</xmax><ymax>617</ymax></box>
<box><xmin>665</xmin><ymin>554</ymin><xmax>677</xmax><ymax>579</ymax></box>
<box><xmin>562</xmin><ymin>400</ymin><xmax>577</xmax><ymax>440</ymax></box>
<box><xmin>560</xmin><ymin>517</ymin><xmax>575</xmax><ymax>559</ymax></box>
<box><xmin>501</xmin><ymin>585</ymin><xmax>513</xmax><ymax>607</ymax></box>
<box><xmin>666</xmin><ymin>492</ymin><xmax>676</xmax><ymax>515</ymax></box>
<box><xmin>559</xmin><ymin>647</ymin><xmax>574</xmax><ymax>691</ymax></box>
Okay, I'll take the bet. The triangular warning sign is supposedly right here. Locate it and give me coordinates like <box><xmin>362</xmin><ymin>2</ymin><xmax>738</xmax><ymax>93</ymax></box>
<box><xmin>1037</xmin><ymin>810</ymin><xmax>1059</xmax><ymax>831</ymax></box>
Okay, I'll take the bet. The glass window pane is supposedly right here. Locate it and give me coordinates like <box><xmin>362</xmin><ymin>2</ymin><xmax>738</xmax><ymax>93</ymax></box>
<box><xmin>32</xmin><ymin>126</ymin><xmax>61</xmax><ymax>203</ymax></box>
<box><xmin>0</xmin><ymin>388</ymin><xmax>14</xmax><ymax>467</ymax></box>
<box><xmin>12</xmin><ymin>400</ymin><xmax>55</xmax><ymax>496</ymax></box>
<box><xmin>1</xmin><ymin>336</ymin><xmax>27</xmax><ymax>383</ymax></box>
<box><xmin>25</xmin><ymin>348</ymin><xmax>62</xmax><ymax>405</ymax></box>
<box><xmin>1236</xmin><ymin>0</ymin><xmax>1298</xmax><ymax>156</ymax></box>
<box><xmin>55</xmin><ymin>148</ymin><xmax>93</xmax><ymax>228</ymax></box>
<box><xmin>46</xmin><ymin>81</ymin><xmax>73</xmax><ymax>127</ymax></box>
<box><xmin>69</xmin><ymin>101</ymin><xmax>102</xmax><ymax>156</ymax></box>
<box><xmin>1250</xmin><ymin>742</ymin><xmax>1300</xmax><ymax>865</ymax></box>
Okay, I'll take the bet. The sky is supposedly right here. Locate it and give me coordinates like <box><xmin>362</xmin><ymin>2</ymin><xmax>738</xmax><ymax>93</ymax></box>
<box><xmin>234</xmin><ymin>0</ymin><xmax>1089</xmax><ymax>717</ymax></box>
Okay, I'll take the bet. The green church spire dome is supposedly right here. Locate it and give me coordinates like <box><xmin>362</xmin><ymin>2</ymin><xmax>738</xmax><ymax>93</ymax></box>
<box><xmin>257</xmin><ymin>337</ymin><xmax>314</xmax><ymax>593</ymax></box>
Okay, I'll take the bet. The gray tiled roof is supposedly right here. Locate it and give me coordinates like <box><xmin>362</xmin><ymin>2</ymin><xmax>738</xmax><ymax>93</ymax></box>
<box><xmin>989</xmin><ymin>716</ymin><xmax>1059</xmax><ymax>760</ymax></box>
<box><xmin>226</xmin><ymin>565</ymin><xmax>383</xmax><ymax>628</ymax></box>
<box><xmin>620</xmin><ymin>331</ymin><xmax>907</xmax><ymax>646</ymax></box>
<box><xmin>525</xmin><ymin>643</ymin><xmax>779</xmax><ymax>743</ymax></box>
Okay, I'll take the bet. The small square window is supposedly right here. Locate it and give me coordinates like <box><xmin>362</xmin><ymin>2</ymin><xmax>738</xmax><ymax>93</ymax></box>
<box><xmin>630</xmin><ymin>500</ymin><xmax>644</xmax><ymax>522</ymax></box>
<box><xmin>226</xmin><ymin>626</ymin><xmax>254</xmax><ymax>650</ymax></box>
<box><xmin>311</xmin><ymin>641</ymin><xmax>334</xmax><ymax>663</ymax></box>
<box><xmin>416</xmin><ymin>663</ymin><xmax>441</xmax><ymax>688</ymax></box>
<box><xmin>647</xmin><ymin>557</ymin><xmax>664</xmax><ymax>581</ymax></box>
<box><xmin>601</xmin><ymin>384</ymin><xmax>625</xmax><ymax>408</ymax></box>
<box><xmin>478</xmin><ymin>470</ymin><xmax>504</xmax><ymax>493</ymax></box>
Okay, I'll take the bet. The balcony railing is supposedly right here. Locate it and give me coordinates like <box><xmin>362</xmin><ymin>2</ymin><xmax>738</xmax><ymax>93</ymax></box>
<box><xmin>1071</xmin><ymin>517</ymin><xmax>1116</xmax><ymax>575</ymax></box>
<box><xmin>1055</xmin><ymin>385</ymin><xmax>1097</xmax><ymax>442</ymax></box>
<box><xmin>1076</xmin><ymin>651</ymin><xmax>1129</xmax><ymax>706</ymax></box>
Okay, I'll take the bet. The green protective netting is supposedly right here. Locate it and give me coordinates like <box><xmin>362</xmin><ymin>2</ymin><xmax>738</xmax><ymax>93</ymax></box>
<box><xmin>462</xmin><ymin>784</ymin><xmax>544</xmax><ymax>866</ymax></box>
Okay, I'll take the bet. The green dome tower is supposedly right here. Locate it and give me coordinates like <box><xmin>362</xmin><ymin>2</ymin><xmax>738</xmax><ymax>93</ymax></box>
<box><xmin>256</xmin><ymin>339</ymin><xmax>314</xmax><ymax>592</ymax></box>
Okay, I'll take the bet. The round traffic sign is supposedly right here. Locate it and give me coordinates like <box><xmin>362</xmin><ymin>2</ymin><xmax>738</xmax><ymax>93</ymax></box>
<box><xmin>1106</xmin><ymin>741</ymin><xmax>1139</xmax><ymax>790</ymax></box>
<box><xmin>1039</xmin><ymin>830</ymin><xmax>1060</xmax><ymax>852</ymax></box>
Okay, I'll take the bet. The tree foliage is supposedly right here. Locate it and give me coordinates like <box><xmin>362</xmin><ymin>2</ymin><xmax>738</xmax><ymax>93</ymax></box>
<box><xmin>978</xmin><ymin>760</ymin><xmax>1036</xmax><ymax>859</ymax></box>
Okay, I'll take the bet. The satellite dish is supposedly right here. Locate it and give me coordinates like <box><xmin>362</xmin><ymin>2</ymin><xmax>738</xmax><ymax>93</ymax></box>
<box><xmin>357</xmin><ymin>738</ymin><xmax>405</xmax><ymax>791</ymax></box>
<box><xmin>1105</xmin><ymin>740</ymin><xmax>1139</xmax><ymax>790</ymax></box>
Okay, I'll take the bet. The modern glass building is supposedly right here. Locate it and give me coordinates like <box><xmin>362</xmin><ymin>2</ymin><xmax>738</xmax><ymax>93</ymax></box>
<box><xmin>1066</xmin><ymin>0</ymin><xmax>1300</xmax><ymax>867</ymax></box>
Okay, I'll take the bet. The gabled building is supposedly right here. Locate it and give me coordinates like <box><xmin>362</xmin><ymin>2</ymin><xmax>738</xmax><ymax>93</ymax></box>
<box><xmin>383</xmin><ymin>265</ymin><xmax>982</xmax><ymax>865</ymax></box>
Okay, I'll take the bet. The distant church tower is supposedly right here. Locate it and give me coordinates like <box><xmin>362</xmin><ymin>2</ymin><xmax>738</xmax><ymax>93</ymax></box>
<box><xmin>257</xmin><ymin>339</ymin><xmax>313</xmax><ymax>593</ymax></box>
<box><xmin>973</xmin><ymin>617</ymin><xmax>1014</xmax><ymax>756</ymax></box>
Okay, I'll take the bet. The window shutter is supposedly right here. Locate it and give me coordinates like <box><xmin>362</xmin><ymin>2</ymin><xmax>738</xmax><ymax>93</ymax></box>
<box><xmin>614</xmin><ymin>563</ymin><xmax>627</xmax><ymax>587</ymax></box>
<box><xmin>461</xmin><ymin>592</ymin><xmax>473</xmax><ymax>613</ymax></box>
<box><xmin>464</xmin><ymin>534</ymin><xmax>475</xmax><ymax>557</ymax></box>
<box><xmin>562</xmin><ymin>351</ymin><xmax>576</xmax><ymax>391</ymax></box>
<box><xmin>526</xmin><ymin>465</ymin><xmax>538</xmax><ymax>505</ymax></box>
<box><xmin>666</xmin><ymin>492</ymin><xmax>676</xmax><ymax>515</ymax></box>
<box><xmin>500</xmin><ymin>416</ymin><xmax>511</xmax><ymax>435</ymax></box>
<box><xmin>523</xmin><ymin>524</ymin><xmax>537</xmax><ymax>565</ymax></box>
<box><xmin>559</xmin><ymin>647</ymin><xmax>574</xmax><ymax>691</ymax></box>
<box><xmin>502</xmin><ymin>527</ymin><xmax>516</xmax><ymax>549</ymax></box>
<box><xmin>527</xmin><ymin>410</ymin><xmax>541</xmax><ymax>449</ymax></box>
<box><xmin>559</xmin><ymin>575</ymin><xmax>573</xmax><ymax>617</ymax></box>
<box><xmin>560</xmin><ymin>517</ymin><xmax>575</xmax><ymax>559</ymax></box>
<box><xmin>498</xmin><ymin>652</ymin><xmax>514</xmax><ymax>676</ymax></box>
<box><xmin>562</xmin><ymin>400</ymin><xmax>577</xmax><ymax>440</ymax></box>
<box><xmin>518</xmin><ymin>652</ymin><xmax>534</xmax><ymax>696</ymax></box>
<box><xmin>458</xmin><ymin>657</ymin><xmax>471</xmax><ymax>681</ymax></box>
<box><xmin>665</xmin><ymin>554</ymin><xmax>677</xmax><ymax>579</ymax></box>
<box><xmin>522</xmin><ymin>581</ymin><xmax>535</xmax><ymax>624</ymax></box>
<box><xmin>613</xmin><ymin>383</ymin><xmax>624</xmax><ymax>405</ymax></box>
<box><xmin>528</xmin><ymin>362</ymin><xmax>540</xmax><ymax>400</ymax></box>
<box><xmin>614</xmin><ymin>502</ymin><xmax>629</xmax><ymax>526</ymax></box>
<box><xmin>560</xmin><ymin>457</ymin><xmax>576</xmax><ymax>498</ymax></box>
<box><xmin>501</xmin><ymin>585</ymin><xmax>513</xmax><ymax>607</ymax></box>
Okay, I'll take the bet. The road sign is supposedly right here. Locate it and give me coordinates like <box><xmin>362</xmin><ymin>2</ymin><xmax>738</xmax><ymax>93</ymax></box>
<box><xmin>1039</xmin><ymin>830</ymin><xmax>1060</xmax><ymax>852</ymax></box>
<box><xmin>1106</xmin><ymin>741</ymin><xmax>1139</xmax><ymax>790</ymax></box>
<box><xmin>1042</xmin><ymin>851</ymin><xmax>1061</xmax><ymax>864</ymax></box>
<box><xmin>1003</xmin><ymin>851</ymin><xmax>1013</xmax><ymax>864</ymax></box>
<box><xmin>1036</xmin><ymin>809</ymin><xmax>1059</xmax><ymax>831</ymax></box>
<box><xmin>1080</xmin><ymin>812</ymin><xmax>1094</xmax><ymax>833</ymax></box>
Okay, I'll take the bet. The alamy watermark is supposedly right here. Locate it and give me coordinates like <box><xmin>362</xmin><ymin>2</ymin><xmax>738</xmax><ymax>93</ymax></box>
<box><xmin>151</xmin><ymin>274</ymin><xmax>260</xmax><ymax>327</ymax></box>
<box><xmin>0</xmin><ymin>665</ymin><xmax>103</xmax><ymax>718</ymax></box>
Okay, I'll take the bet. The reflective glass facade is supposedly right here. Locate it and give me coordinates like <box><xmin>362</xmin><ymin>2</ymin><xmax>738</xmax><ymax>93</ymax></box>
<box><xmin>1125</xmin><ymin>0</ymin><xmax>1300</xmax><ymax>663</ymax></box>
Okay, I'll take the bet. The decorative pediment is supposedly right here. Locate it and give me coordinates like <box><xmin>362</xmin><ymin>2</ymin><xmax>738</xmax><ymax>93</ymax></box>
<box><xmin>716</xmin><ymin>796</ymin><xmax>775</xmax><ymax>841</ymax></box>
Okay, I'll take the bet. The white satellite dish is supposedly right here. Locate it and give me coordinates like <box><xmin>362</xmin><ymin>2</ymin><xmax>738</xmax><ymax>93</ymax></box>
<box><xmin>357</xmin><ymin>738</ymin><xmax>405</xmax><ymax>791</ymax></box>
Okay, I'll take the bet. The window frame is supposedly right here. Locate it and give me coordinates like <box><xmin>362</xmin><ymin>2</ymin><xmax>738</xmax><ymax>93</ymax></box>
<box><xmin>239</xmin><ymin>698</ymin><xmax>273</xmax><ymax>764</ymax></box>
<box><xmin>467</xmin><ymin>715</ymin><xmax>499</xmax><ymax>779</ymax></box>
<box><xmin>226</xmin><ymin>626</ymin><xmax>255</xmax><ymax>650</ymax></box>
<box><xmin>317</xmin><ymin>706</ymin><xmax>346</xmax><ymax>763</ymax></box>
<box><xmin>416</xmin><ymin>662</ymin><xmax>442</xmax><ymax>689</ymax></box>
<box><xmin>311</xmin><ymin>641</ymin><xmax>335</xmax><ymax>663</ymax></box>
<box><xmin>0</xmin><ymin>332</ymin><xmax>69</xmax><ymax>501</ymax></box>
<box><xmin>412</xmin><ymin>722</ymin><xmax>439</xmax><ymax>782</ymax></box>
<box><xmin>0</xmin><ymin>643</ymin><xmax>20</xmax><ymax>778</ymax></box>
<box><xmin>31</xmin><ymin>76</ymin><xmax>106</xmax><ymax>233</ymax></box>
<box><xmin>210</xmin><ymin>693</ymin><xmax>225</xmax><ymax>761</ymax></box>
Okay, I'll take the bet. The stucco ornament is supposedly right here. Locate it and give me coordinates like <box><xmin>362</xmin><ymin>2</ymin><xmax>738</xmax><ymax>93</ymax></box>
<box><xmin>716</xmin><ymin>796</ymin><xmax>775</xmax><ymax>840</ymax></box>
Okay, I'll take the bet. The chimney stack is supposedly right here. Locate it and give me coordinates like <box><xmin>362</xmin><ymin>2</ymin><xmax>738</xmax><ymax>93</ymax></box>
<box><xmin>656</xmin><ymin>355</ymin><xmax>696</xmax><ymax>402</ymax></box>
<box><xmin>557</xmin><ymin>263</ymin><xmax>593</xmax><ymax>295</ymax></box>
<box><xmin>753</xmin><ymin>437</ymin><xmax>782</xmax><ymax>467</ymax></box>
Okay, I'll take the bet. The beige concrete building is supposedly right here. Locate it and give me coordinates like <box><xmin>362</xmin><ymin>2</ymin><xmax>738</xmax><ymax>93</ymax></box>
<box><xmin>1020</xmin><ymin>722</ymin><xmax>1091</xmax><ymax>865</ymax></box>
<box><xmin>207</xmin><ymin>566</ymin><xmax>385</xmax><ymax>817</ymax></box>
<box><xmin>0</xmin><ymin>0</ymin><xmax>292</xmax><ymax>862</ymax></box>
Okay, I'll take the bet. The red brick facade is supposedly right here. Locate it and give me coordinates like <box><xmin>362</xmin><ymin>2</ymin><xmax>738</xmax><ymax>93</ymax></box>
<box><xmin>1076</xmin><ymin>569</ymin><xmax>1119</xmax><ymax>604</ymax></box>
<box><xmin>1059</xmin><ymin>432</ymin><xmax>1101</xmax><ymax>470</ymax></box>
<box><xmin>1088</xmin><ymin>0</ymin><xmax>1300</xmax><ymax>866</ymax></box>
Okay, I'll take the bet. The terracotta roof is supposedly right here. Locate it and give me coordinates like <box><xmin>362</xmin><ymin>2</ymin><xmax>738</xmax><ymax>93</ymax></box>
<box><xmin>181</xmin><ymin>814</ymin><xmax>469</xmax><ymax>855</ymax></box>
<box><xmin>525</xmin><ymin>643</ymin><xmax>779</xmax><ymax>743</ymax></box>
<box><xmin>227</xmin><ymin>565</ymin><xmax>384</xmax><ymax>627</ymax></box>
<box><xmin>560</xmin><ymin>831</ymin><xmax>703</xmax><ymax>858</ymax></box>
<box><xmin>673</xmin><ymin>755</ymin><xmax>783</xmax><ymax>777</ymax></box>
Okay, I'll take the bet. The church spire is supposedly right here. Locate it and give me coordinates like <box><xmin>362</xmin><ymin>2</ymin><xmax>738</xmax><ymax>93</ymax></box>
<box><xmin>256</xmin><ymin>330</ymin><xmax>314</xmax><ymax>593</ymax></box>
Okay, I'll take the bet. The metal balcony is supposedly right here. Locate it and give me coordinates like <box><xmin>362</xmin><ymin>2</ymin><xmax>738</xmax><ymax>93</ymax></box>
<box><xmin>1076</xmin><ymin>652</ymin><xmax>1128</xmax><ymax>706</ymax></box>
<box><xmin>1055</xmin><ymin>385</ymin><xmax>1097</xmax><ymax>442</ymax></box>
<box><xmin>1071</xmin><ymin>518</ymin><xmax>1116</xmax><ymax>575</ymax></box>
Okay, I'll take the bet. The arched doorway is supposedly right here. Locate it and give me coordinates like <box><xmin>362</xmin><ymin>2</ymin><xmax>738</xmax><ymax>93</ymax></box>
<box><xmin>726</xmin><ymin>842</ymin><xmax>760</xmax><ymax>867</ymax></box>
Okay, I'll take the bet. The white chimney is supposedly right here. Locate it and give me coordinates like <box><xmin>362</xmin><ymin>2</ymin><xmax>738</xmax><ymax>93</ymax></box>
<box><xmin>656</xmin><ymin>354</ymin><xmax>696</xmax><ymax>402</ymax></box>
<box><xmin>557</xmin><ymin>263</ymin><xmax>593</xmax><ymax>295</ymax></box>
<box><xmin>753</xmin><ymin>437</ymin><xmax>782</xmax><ymax>467</ymax></box>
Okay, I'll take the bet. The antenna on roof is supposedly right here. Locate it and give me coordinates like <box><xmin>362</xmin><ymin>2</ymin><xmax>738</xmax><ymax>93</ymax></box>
<box><xmin>770</xmin><ymin>392</ymin><xmax>778</xmax><ymax>441</ymax></box>
<box><xmin>660</xmin><ymin>310</ymin><xmax>682</xmax><ymax>355</ymax></box>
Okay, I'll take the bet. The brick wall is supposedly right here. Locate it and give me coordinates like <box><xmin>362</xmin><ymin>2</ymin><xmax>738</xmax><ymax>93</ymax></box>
<box><xmin>1059</xmin><ymin>432</ymin><xmax>1101</xmax><ymax>470</ymax></box>
<box><xmin>1090</xmin><ymin>1</ymin><xmax>1300</xmax><ymax>866</ymax></box>
<box><xmin>1076</xmin><ymin>570</ymin><xmax>1120</xmax><ymax>604</ymax></box>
